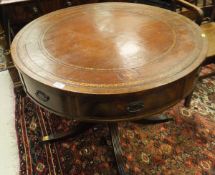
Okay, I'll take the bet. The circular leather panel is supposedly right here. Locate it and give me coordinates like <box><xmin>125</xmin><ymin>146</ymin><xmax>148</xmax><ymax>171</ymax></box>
<box><xmin>42</xmin><ymin>13</ymin><xmax>174</xmax><ymax>70</ymax></box>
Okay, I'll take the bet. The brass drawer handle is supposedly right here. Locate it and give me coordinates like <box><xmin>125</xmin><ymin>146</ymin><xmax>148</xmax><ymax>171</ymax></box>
<box><xmin>66</xmin><ymin>0</ymin><xmax>72</xmax><ymax>6</ymax></box>
<box><xmin>127</xmin><ymin>101</ymin><xmax>144</xmax><ymax>113</ymax></box>
<box><xmin>35</xmin><ymin>90</ymin><xmax>50</xmax><ymax>102</ymax></box>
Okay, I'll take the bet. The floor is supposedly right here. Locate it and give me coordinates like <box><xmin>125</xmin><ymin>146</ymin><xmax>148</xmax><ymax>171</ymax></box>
<box><xmin>0</xmin><ymin>70</ymin><xmax>19</xmax><ymax>175</ymax></box>
<box><xmin>0</xmin><ymin>22</ymin><xmax>19</xmax><ymax>174</ymax></box>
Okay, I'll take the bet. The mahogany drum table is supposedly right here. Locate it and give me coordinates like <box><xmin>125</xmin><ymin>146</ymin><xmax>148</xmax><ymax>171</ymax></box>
<box><xmin>11</xmin><ymin>2</ymin><xmax>208</xmax><ymax>174</ymax></box>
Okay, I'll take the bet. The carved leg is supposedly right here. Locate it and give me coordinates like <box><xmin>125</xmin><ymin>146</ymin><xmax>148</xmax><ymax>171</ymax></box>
<box><xmin>184</xmin><ymin>91</ymin><xmax>193</xmax><ymax>108</ymax></box>
<box><xmin>135</xmin><ymin>114</ymin><xmax>174</xmax><ymax>125</ymax></box>
<box><xmin>42</xmin><ymin>122</ymin><xmax>96</xmax><ymax>143</ymax></box>
<box><xmin>109</xmin><ymin>123</ymin><xmax>127</xmax><ymax>175</ymax></box>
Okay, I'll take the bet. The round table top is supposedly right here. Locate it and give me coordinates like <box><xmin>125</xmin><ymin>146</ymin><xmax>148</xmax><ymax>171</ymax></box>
<box><xmin>11</xmin><ymin>2</ymin><xmax>207</xmax><ymax>94</ymax></box>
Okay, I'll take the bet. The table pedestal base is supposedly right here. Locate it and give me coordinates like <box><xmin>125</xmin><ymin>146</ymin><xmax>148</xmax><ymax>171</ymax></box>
<box><xmin>41</xmin><ymin>115</ymin><xmax>173</xmax><ymax>175</ymax></box>
<box><xmin>184</xmin><ymin>91</ymin><xmax>194</xmax><ymax>108</ymax></box>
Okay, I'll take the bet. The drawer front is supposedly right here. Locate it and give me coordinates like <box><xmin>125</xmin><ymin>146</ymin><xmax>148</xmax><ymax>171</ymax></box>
<box><xmin>75</xmin><ymin>80</ymin><xmax>183</xmax><ymax>120</ymax></box>
<box><xmin>75</xmin><ymin>69</ymin><xmax>199</xmax><ymax>121</ymax></box>
<box><xmin>20</xmin><ymin>73</ymin><xmax>75</xmax><ymax>117</ymax></box>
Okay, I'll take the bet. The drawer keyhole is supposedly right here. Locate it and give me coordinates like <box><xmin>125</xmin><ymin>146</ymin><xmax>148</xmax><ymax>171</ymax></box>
<box><xmin>127</xmin><ymin>101</ymin><xmax>144</xmax><ymax>113</ymax></box>
<box><xmin>36</xmin><ymin>90</ymin><xmax>50</xmax><ymax>102</ymax></box>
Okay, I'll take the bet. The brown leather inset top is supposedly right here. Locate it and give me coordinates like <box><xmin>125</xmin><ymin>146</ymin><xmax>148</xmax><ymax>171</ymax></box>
<box><xmin>11</xmin><ymin>2</ymin><xmax>208</xmax><ymax>94</ymax></box>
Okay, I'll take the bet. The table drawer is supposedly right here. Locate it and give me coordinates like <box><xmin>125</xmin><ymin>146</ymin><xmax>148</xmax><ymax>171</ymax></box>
<box><xmin>20</xmin><ymin>73</ymin><xmax>75</xmax><ymax>117</ymax></box>
<box><xmin>75</xmin><ymin>80</ymin><xmax>183</xmax><ymax>121</ymax></box>
<box><xmin>75</xmin><ymin>69</ymin><xmax>198</xmax><ymax>121</ymax></box>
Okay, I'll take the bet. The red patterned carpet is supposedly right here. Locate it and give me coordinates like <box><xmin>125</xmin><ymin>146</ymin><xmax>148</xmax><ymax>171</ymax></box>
<box><xmin>15</xmin><ymin>67</ymin><xmax>215</xmax><ymax>175</ymax></box>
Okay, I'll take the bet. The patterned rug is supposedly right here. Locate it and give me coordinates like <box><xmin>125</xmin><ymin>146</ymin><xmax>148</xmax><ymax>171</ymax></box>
<box><xmin>0</xmin><ymin>35</ymin><xmax>7</xmax><ymax>72</ymax></box>
<box><xmin>15</xmin><ymin>67</ymin><xmax>215</xmax><ymax>175</ymax></box>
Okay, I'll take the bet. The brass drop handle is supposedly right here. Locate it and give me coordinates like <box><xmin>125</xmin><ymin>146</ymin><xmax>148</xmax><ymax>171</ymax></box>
<box><xmin>36</xmin><ymin>90</ymin><xmax>50</xmax><ymax>102</ymax></box>
<box><xmin>127</xmin><ymin>101</ymin><xmax>144</xmax><ymax>113</ymax></box>
<box><xmin>66</xmin><ymin>1</ymin><xmax>72</xmax><ymax>7</ymax></box>
<box><xmin>32</xmin><ymin>6</ymin><xmax>39</xmax><ymax>14</ymax></box>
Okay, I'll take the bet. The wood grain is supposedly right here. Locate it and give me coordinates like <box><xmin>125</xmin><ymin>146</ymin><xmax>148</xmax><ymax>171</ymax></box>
<box><xmin>11</xmin><ymin>3</ymin><xmax>207</xmax><ymax>94</ymax></box>
<box><xmin>11</xmin><ymin>3</ymin><xmax>208</xmax><ymax>121</ymax></box>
